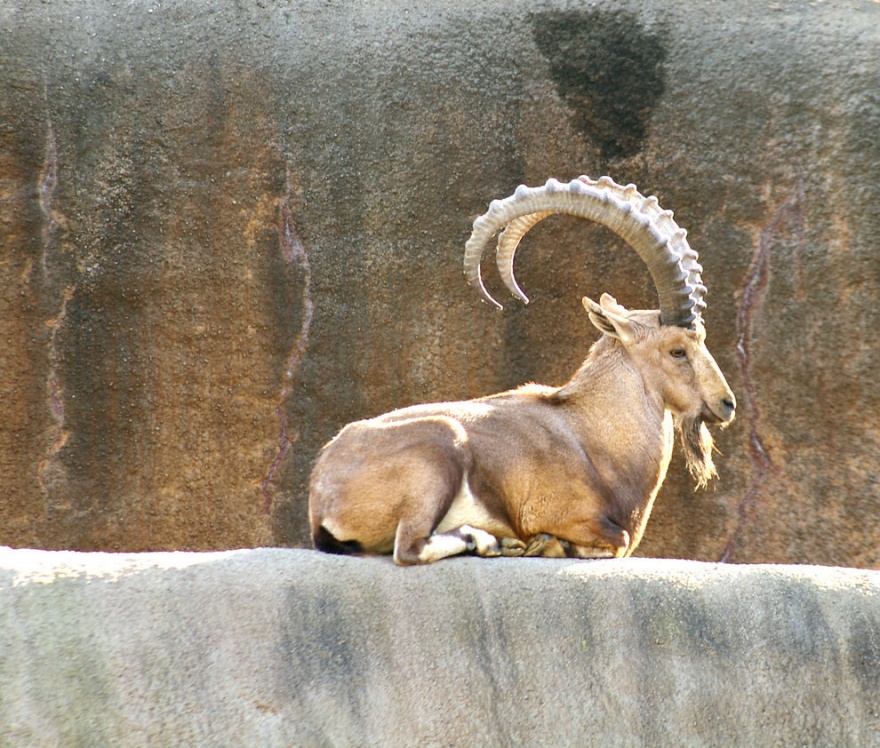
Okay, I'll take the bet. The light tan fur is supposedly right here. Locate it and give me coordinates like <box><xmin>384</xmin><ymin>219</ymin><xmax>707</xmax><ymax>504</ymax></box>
<box><xmin>309</xmin><ymin>293</ymin><xmax>735</xmax><ymax>565</ymax></box>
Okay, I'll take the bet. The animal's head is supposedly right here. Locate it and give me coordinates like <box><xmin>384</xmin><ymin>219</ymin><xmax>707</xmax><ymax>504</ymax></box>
<box><xmin>464</xmin><ymin>175</ymin><xmax>735</xmax><ymax>486</ymax></box>
<box><xmin>584</xmin><ymin>292</ymin><xmax>734</xmax><ymax>486</ymax></box>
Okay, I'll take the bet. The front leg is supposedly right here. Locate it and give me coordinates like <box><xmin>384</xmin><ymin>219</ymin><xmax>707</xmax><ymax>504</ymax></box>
<box><xmin>533</xmin><ymin>516</ymin><xmax>631</xmax><ymax>559</ymax></box>
<box><xmin>520</xmin><ymin>532</ymin><xmax>625</xmax><ymax>559</ymax></box>
<box><xmin>563</xmin><ymin>518</ymin><xmax>631</xmax><ymax>558</ymax></box>
<box><xmin>522</xmin><ymin>533</ymin><xmax>569</xmax><ymax>558</ymax></box>
<box><xmin>563</xmin><ymin>540</ymin><xmax>627</xmax><ymax>559</ymax></box>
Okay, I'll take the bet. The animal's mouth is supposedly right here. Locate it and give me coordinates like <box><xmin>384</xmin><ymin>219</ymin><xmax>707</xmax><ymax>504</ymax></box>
<box><xmin>702</xmin><ymin>400</ymin><xmax>736</xmax><ymax>426</ymax></box>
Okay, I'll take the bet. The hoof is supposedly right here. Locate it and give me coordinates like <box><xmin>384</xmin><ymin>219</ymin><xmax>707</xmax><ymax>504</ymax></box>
<box><xmin>523</xmin><ymin>533</ymin><xmax>569</xmax><ymax>558</ymax></box>
<box><xmin>499</xmin><ymin>537</ymin><xmax>527</xmax><ymax>557</ymax></box>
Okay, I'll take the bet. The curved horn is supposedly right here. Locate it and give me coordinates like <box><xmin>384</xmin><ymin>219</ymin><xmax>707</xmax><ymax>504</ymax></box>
<box><xmin>463</xmin><ymin>176</ymin><xmax>707</xmax><ymax>328</ymax></box>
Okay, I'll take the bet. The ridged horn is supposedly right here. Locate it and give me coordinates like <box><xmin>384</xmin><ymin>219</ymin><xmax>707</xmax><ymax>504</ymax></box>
<box><xmin>463</xmin><ymin>176</ymin><xmax>707</xmax><ymax>328</ymax></box>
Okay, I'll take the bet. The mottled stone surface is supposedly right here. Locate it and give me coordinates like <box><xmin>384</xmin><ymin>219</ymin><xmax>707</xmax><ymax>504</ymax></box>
<box><xmin>1</xmin><ymin>548</ymin><xmax>879</xmax><ymax>747</ymax></box>
<box><xmin>0</xmin><ymin>1</ymin><xmax>878</xmax><ymax>563</ymax></box>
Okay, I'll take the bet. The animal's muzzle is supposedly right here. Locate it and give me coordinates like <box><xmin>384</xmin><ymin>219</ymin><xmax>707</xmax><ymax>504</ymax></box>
<box><xmin>703</xmin><ymin>395</ymin><xmax>736</xmax><ymax>425</ymax></box>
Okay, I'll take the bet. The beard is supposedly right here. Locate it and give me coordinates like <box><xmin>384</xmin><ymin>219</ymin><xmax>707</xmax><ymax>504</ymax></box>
<box><xmin>678</xmin><ymin>416</ymin><xmax>717</xmax><ymax>489</ymax></box>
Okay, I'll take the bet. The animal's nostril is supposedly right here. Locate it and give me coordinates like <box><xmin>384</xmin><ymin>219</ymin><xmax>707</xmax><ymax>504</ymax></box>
<box><xmin>722</xmin><ymin>397</ymin><xmax>735</xmax><ymax>412</ymax></box>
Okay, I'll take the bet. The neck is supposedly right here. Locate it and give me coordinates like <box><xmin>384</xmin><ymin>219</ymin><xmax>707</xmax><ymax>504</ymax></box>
<box><xmin>549</xmin><ymin>337</ymin><xmax>674</xmax><ymax>540</ymax></box>
<box><xmin>554</xmin><ymin>337</ymin><xmax>651</xmax><ymax>409</ymax></box>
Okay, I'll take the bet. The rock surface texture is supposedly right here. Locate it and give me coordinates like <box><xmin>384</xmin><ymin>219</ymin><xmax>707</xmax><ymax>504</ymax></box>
<box><xmin>1</xmin><ymin>548</ymin><xmax>879</xmax><ymax>747</ymax></box>
<box><xmin>0</xmin><ymin>1</ymin><xmax>878</xmax><ymax>564</ymax></box>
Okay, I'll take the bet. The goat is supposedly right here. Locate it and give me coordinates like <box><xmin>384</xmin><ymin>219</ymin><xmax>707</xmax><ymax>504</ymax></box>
<box><xmin>309</xmin><ymin>176</ymin><xmax>735</xmax><ymax>565</ymax></box>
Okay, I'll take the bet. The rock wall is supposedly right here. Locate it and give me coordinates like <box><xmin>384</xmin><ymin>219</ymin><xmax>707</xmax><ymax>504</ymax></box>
<box><xmin>1</xmin><ymin>548</ymin><xmax>879</xmax><ymax>747</ymax></box>
<box><xmin>1</xmin><ymin>1</ymin><xmax>878</xmax><ymax>564</ymax></box>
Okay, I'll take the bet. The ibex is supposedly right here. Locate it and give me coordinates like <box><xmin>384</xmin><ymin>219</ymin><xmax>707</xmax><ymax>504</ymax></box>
<box><xmin>309</xmin><ymin>176</ymin><xmax>735</xmax><ymax>564</ymax></box>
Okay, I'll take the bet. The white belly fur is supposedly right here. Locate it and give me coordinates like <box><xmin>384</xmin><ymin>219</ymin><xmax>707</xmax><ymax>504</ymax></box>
<box><xmin>435</xmin><ymin>475</ymin><xmax>514</xmax><ymax>538</ymax></box>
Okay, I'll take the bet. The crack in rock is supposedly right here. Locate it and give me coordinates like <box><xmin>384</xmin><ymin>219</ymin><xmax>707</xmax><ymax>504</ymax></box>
<box><xmin>36</xmin><ymin>110</ymin><xmax>75</xmax><ymax>499</ymax></box>
<box><xmin>261</xmin><ymin>168</ymin><xmax>314</xmax><ymax>513</ymax></box>
<box><xmin>38</xmin><ymin>286</ymin><xmax>75</xmax><ymax>495</ymax></box>
<box><xmin>38</xmin><ymin>118</ymin><xmax>59</xmax><ymax>274</ymax></box>
<box><xmin>720</xmin><ymin>186</ymin><xmax>803</xmax><ymax>562</ymax></box>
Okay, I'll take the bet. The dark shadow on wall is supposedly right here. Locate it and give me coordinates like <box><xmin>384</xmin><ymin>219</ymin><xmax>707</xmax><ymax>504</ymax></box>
<box><xmin>531</xmin><ymin>9</ymin><xmax>667</xmax><ymax>162</ymax></box>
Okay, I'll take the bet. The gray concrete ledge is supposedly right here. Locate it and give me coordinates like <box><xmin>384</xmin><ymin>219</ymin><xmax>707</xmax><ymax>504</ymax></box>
<box><xmin>2</xmin><ymin>547</ymin><xmax>879</xmax><ymax>746</ymax></box>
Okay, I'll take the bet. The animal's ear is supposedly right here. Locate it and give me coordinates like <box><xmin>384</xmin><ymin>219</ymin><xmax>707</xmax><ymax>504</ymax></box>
<box><xmin>582</xmin><ymin>293</ymin><xmax>640</xmax><ymax>344</ymax></box>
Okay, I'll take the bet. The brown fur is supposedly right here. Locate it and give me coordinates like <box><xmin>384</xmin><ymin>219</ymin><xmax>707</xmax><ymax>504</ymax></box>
<box><xmin>309</xmin><ymin>294</ymin><xmax>735</xmax><ymax>565</ymax></box>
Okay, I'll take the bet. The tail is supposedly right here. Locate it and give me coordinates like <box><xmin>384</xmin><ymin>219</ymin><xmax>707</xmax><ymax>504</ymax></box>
<box><xmin>312</xmin><ymin>524</ymin><xmax>364</xmax><ymax>556</ymax></box>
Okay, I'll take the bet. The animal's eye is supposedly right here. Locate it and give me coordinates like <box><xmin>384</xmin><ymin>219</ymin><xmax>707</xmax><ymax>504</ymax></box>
<box><xmin>670</xmin><ymin>348</ymin><xmax>687</xmax><ymax>360</ymax></box>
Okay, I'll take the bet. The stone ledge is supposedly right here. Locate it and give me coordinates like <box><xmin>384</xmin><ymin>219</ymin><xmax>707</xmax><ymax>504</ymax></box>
<box><xmin>2</xmin><ymin>547</ymin><xmax>879</xmax><ymax>746</ymax></box>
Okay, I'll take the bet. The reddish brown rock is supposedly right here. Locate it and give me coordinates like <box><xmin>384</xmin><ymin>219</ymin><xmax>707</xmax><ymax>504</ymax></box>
<box><xmin>0</xmin><ymin>2</ymin><xmax>878</xmax><ymax>565</ymax></box>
